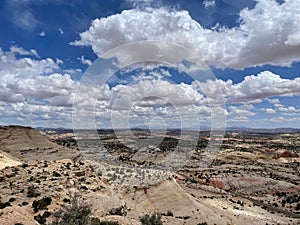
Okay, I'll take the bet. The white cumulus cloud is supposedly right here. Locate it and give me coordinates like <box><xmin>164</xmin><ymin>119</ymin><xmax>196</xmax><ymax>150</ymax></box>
<box><xmin>39</xmin><ymin>31</ymin><xmax>46</xmax><ymax>37</ymax></box>
<box><xmin>1</xmin><ymin>45</ymin><xmax>300</xmax><ymax>127</ymax></box>
<box><xmin>72</xmin><ymin>0</ymin><xmax>300</xmax><ymax>69</ymax></box>
<box><xmin>265</xmin><ymin>108</ymin><xmax>276</xmax><ymax>114</ymax></box>
<box><xmin>9</xmin><ymin>46</ymin><xmax>39</xmax><ymax>57</ymax></box>
<box><xmin>203</xmin><ymin>0</ymin><xmax>215</xmax><ymax>9</ymax></box>
<box><xmin>196</xmin><ymin>71</ymin><xmax>300</xmax><ymax>103</ymax></box>
<box><xmin>59</xmin><ymin>28</ymin><xmax>64</xmax><ymax>35</ymax></box>
<box><xmin>78</xmin><ymin>55</ymin><xmax>92</xmax><ymax>66</ymax></box>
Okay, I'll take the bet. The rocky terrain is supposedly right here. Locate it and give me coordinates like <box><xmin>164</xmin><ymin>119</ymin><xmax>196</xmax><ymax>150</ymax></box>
<box><xmin>0</xmin><ymin>126</ymin><xmax>299</xmax><ymax>225</ymax></box>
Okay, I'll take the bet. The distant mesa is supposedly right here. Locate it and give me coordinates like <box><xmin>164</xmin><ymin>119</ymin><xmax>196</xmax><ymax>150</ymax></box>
<box><xmin>0</xmin><ymin>125</ymin><xmax>57</xmax><ymax>150</ymax></box>
<box><xmin>0</xmin><ymin>125</ymin><xmax>80</xmax><ymax>163</ymax></box>
<box><xmin>226</xmin><ymin>127</ymin><xmax>300</xmax><ymax>133</ymax></box>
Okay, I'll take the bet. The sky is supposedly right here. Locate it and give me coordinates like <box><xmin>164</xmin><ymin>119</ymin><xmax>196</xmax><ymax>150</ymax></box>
<box><xmin>0</xmin><ymin>0</ymin><xmax>300</xmax><ymax>129</ymax></box>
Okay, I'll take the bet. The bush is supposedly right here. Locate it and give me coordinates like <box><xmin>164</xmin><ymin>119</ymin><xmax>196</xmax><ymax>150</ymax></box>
<box><xmin>52</xmin><ymin>171</ymin><xmax>62</xmax><ymax>177</ymax></box>
<box><xmin>32</xmin><ymin>197</ymin><xmax>52</xmax><ymax>213</ymax></box>
<box><xmin>34</xmin><ymin>214</ymin><xmax>47</xmax><ymax>224</ymax></box>
<box><xmin>49</xmin><ymin>192</ymin><xmax>91</xmax><ymax>225</ymax></box>
<box><xmin>108</xmin><ymin>204</ymin><xmax>127</xmax><ymax>216</ymax></box>
<box><xmin>89</xmin><ymin>217</ymin><xmax>121</xmax><ymax>225</ymax></box>
<box><xmin>296</xmin><ymin>202</ymin><xmax>300</xmax><ymax>210</ymax></box>
<box><xmin>9</xmin><ymin>197</ymin><xmax>16</xmax><ymax>202</ymax></box>
<box><xmin>99</xmin><ymin>221</ymin><xmax>120</xmax><ymax>225</ymax></box>
<box><xmin>27</xmin><ymin>185</ymin><xmax>40</xmax><ymax>198</ymax></box>
<box><xmin>90</xmin><ymin>218</ymin><xmax>101</xmax><ymax>225</ymax></box>
<box><xmin>140</xmin><ymin>213</ymin><xmax>163</xmax><ymax>225</ymax></box>
<box><xmin>34</xmin><ymin>211</ymin><xmax>51</xmax><ymax>224</ymax></box>
<box><xmin>49</xmin><ymin>191</ymin><xmax>121</xmax><ymax>225</ymax></box>
<box><xmin>166</xmin><ymin>210</ymin><xmax>173</xmax><ymax>217</ymax></box>
<box><xmin>0</xmin><ymin>201</ymin><xmax>11</xmax><ymax>209</ymax></box>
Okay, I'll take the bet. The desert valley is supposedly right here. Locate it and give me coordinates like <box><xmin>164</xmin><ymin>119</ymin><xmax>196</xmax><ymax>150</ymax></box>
<box><xmin>0</xmin><ymin>125</ymin><xmax>299</xmax><ymax>225</ymax></box>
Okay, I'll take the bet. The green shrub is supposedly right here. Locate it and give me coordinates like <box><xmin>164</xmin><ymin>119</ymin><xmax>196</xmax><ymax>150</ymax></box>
<box><xmin>52</xmin><ymin>171</ymin><xmax>62</xmax><ymax>177</ymax></box>
<box><xmin>0</xmin><ymin>201</ymin><xmax>11</xmax><ymax>209</ymax></box>
<box><xmin>48</xmin><ymin>191</ymin><xmax>122</xmax><ymax>225</ymax></box>
<box><xmin>140</xmin><ymin>213</ymin><xmax>163</xmax><ymax>225</ymax></box>
<box><xmin>91</xmin><ymin>218</ymin><xmax>120</xmax><ymax>225</ymax></box>
<box><xmin>34</xmin><ymin>214</ymin><xmax>47</xmax><ymax>224</ymax></box>
<box><xmin>49</xmin><ymin>192</ymin><xmax>91</xmax><ymax>225</ymax></box>
<box><xmin>99</xmin><ymin>221</ymin><xmax>120</xmax><ymax>225</ymax></box>
<box><xmin>27</xmin><ymin>185</ymin><xmax>40</xmax><ymax>198</ymax></box>
<box><xmin>9</xmin><ymin>197</ymin><xmax>16</xmax><ymax>202</ymax></box>
<box><xmin>22</xmin><ymin>201</ymin><xmax>29</xmax><ymax>206</ymax></box>
<box><xmin>90</xmin><ymin>218</ymin><xmax>101</xmax><ymax>225</ymax></box>
<box><xmin>166</xmin><ymin>210</ymin><xmax>173</xmax><ymax>217</ymax></box>
<box><xmin>32</xmin><ymin>197</ymin><xmax>52</xmax><ymax>213</ymax></box>
<box><xmin>108</xmin><ymin>204</ymin><xmax>127</xmax><ymax>216</ymax></box>
<box><xmin>34</xmin><ymin>211</ymin><xmax>51</xmax><ymax>224</ymax></box>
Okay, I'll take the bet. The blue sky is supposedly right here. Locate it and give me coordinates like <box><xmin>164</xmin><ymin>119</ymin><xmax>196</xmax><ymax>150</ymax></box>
<box><xmin>0</xmin><ymin>0</ymin><xmax>300</xmax><ymax>129</ymax></box>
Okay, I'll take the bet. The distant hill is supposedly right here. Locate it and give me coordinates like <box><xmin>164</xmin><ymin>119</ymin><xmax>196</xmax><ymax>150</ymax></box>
<box><xmin>0</xmin><ymin>125</ymin><xmax>80</xmax><ymax>162</ymax></box>
<box><xmin>0</xmin><ymin>125</ymin><xmax>57</xmax><ymax>151</ymax></box>
<box><xmin>226</xmin><ymin>127</ymin><xmax>300</xmax><ymax>133</ymax></box>
<box><xmin>35</xmin><ymin>126</ymin><xmax>300</xmax><ymax>134</ymax></box>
